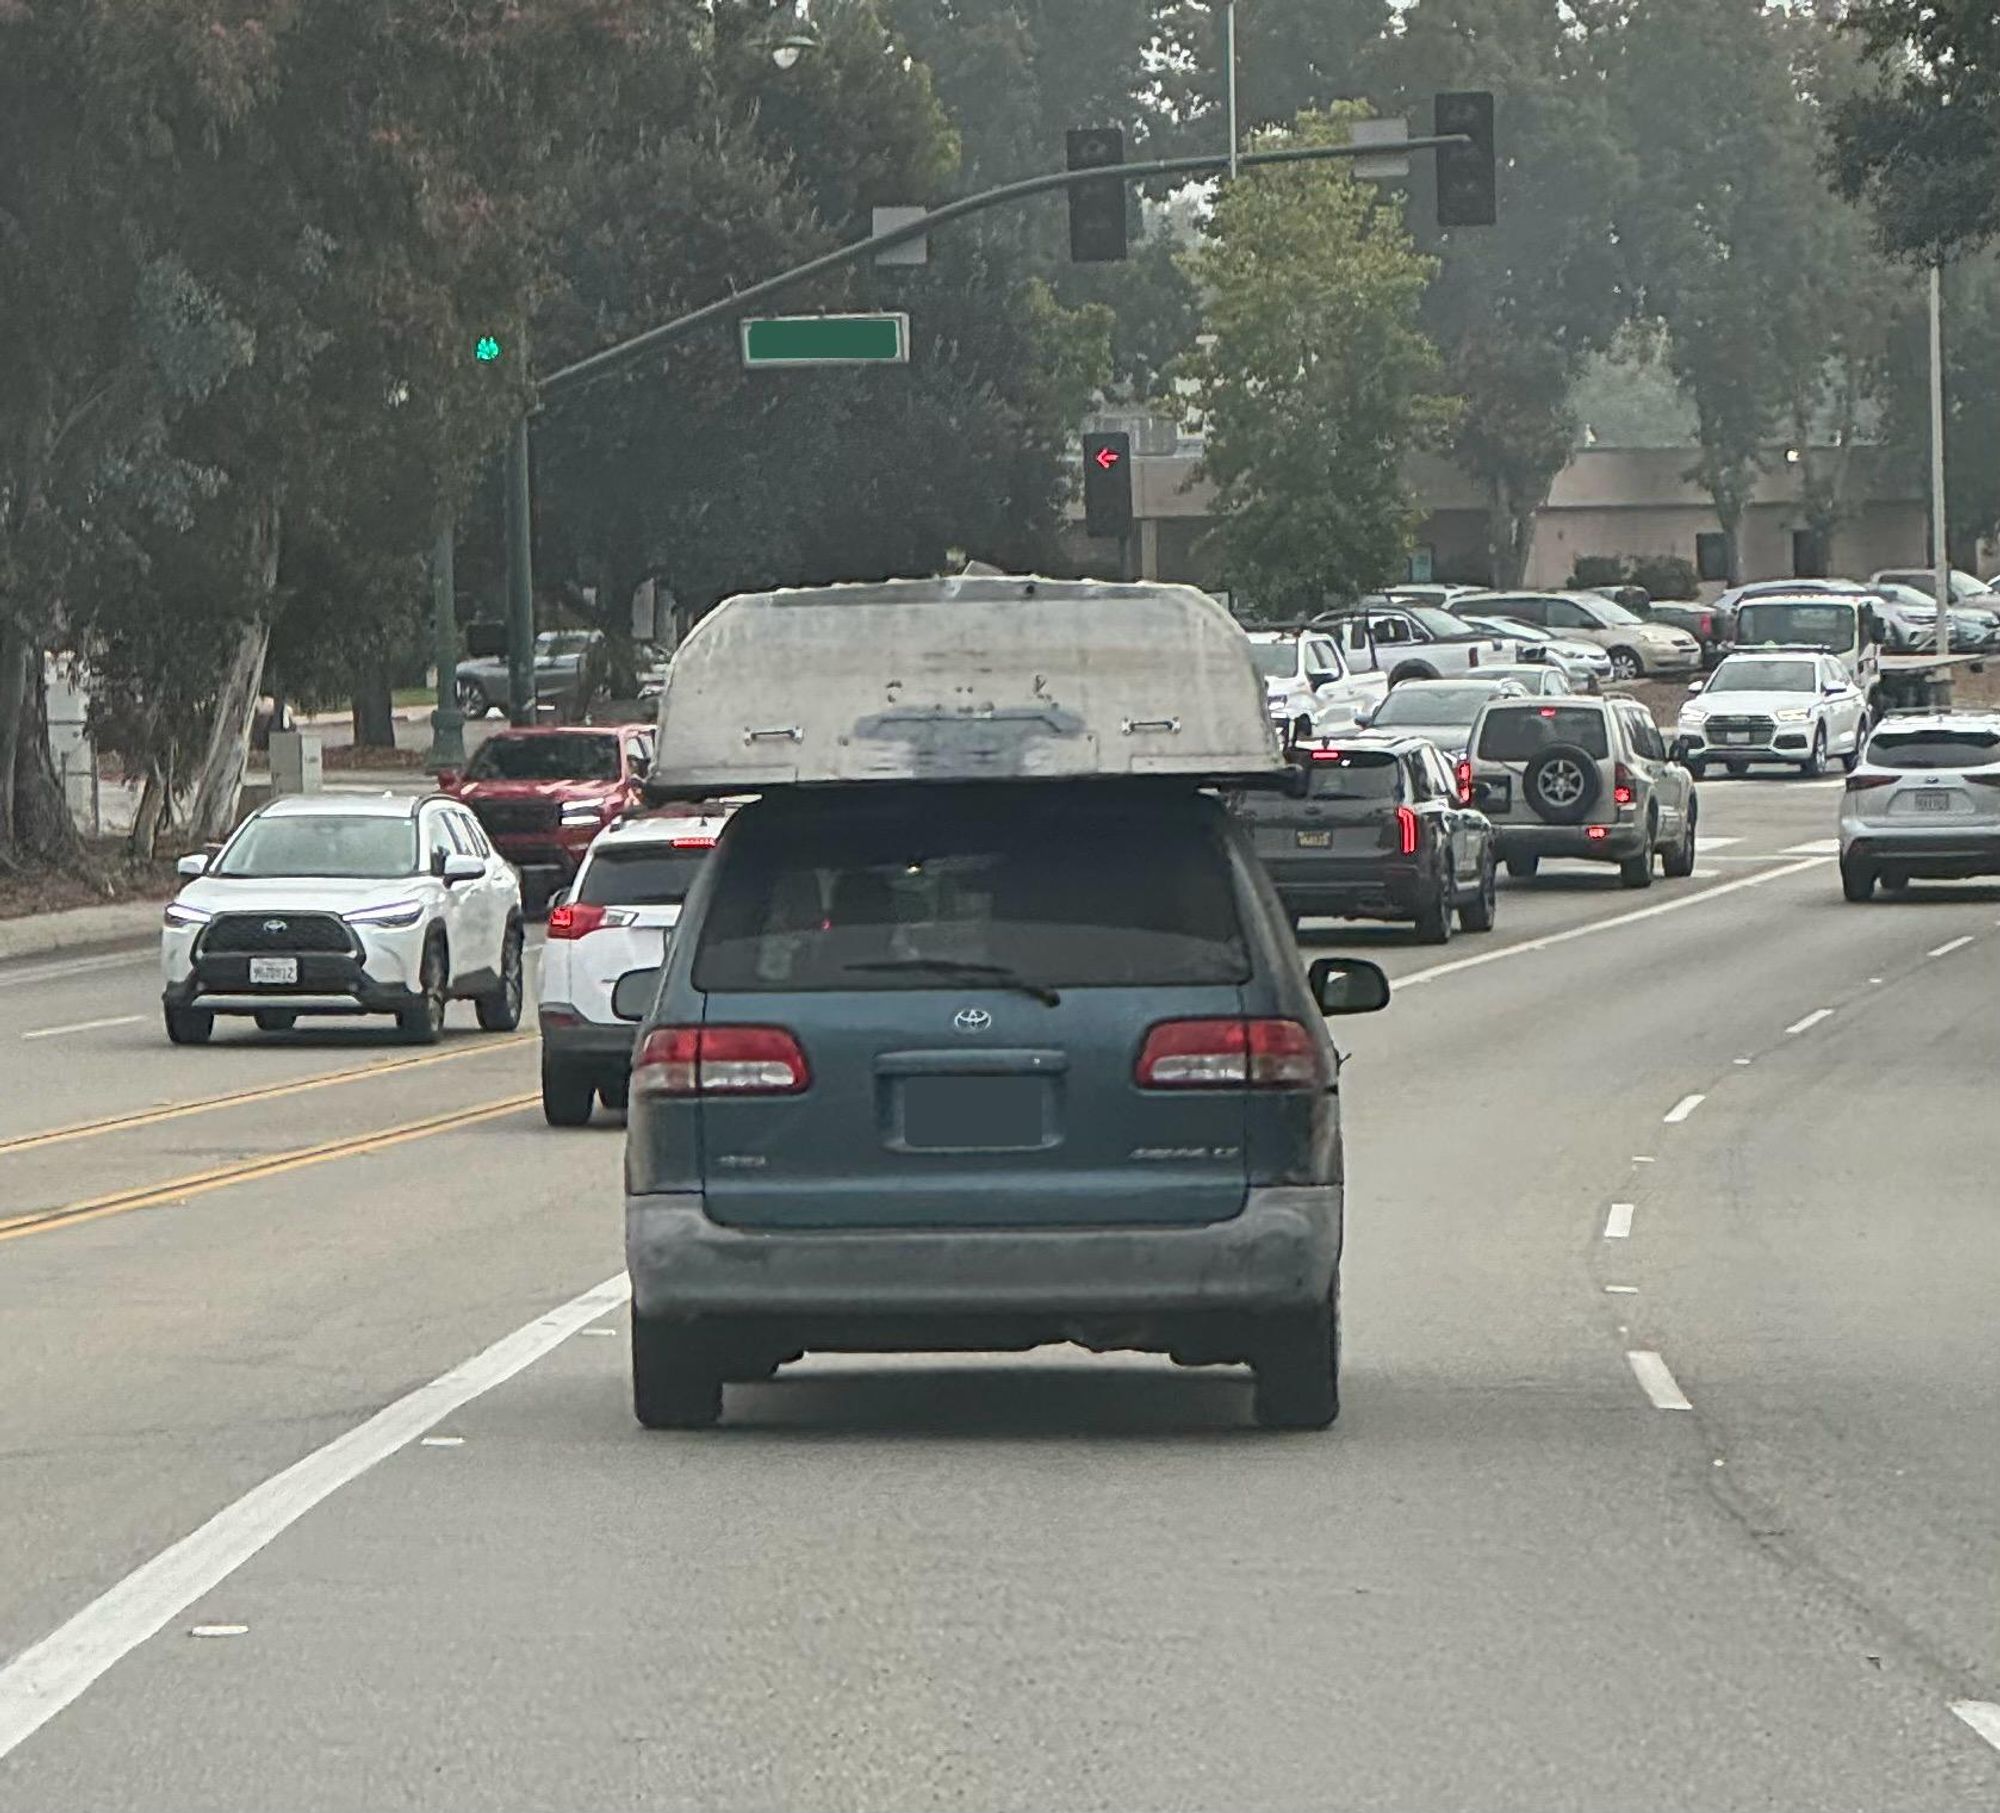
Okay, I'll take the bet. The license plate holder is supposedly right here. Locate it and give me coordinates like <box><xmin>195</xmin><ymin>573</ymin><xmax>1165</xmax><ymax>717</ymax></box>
<box><xmin>1722</xmin><ymin>731</ymin><xmax>1752</xmax><ymax>745</ymax></box>
<box><xmin>1915</xmin><ymin>791</ymin><xmax>1951</xmax><ymax>813</ymax></box>
<box><xmin>1296</xmin><ymin>829</ymin><xmax>1333</xmax><ymax>849</ymax></box>
<box><xmin>897</xmin><ymin>1076</ymin><xmax>1047</xmax><ymax>1152</ymax></box>
<box><xmin>249</xmin><ymin>957</ymin><xmax>298</xmax><ymax>986</ymax></box>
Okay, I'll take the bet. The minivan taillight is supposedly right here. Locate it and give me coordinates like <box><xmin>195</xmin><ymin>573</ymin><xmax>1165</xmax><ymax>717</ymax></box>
<box><xmin>1135</xmin><ymin>1019</ymin><xmax>1323</xmax><ymax>1091</ymax></box>
<box><xmin>632</xmin><ymin>1026</ymin><xmax>811</xmax><ymax>1096</ymax></box>
<box><xmin>1613</xmin><ymin>763</ymin><xmax>1636</xmax><ymax>807</ymax></box>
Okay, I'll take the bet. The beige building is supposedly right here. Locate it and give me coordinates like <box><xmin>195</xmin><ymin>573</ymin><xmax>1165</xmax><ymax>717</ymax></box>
<box><xmin>1064</xmin><ymin>439</ymin><xmax>1936</xmax><ymax>597</ymax></box>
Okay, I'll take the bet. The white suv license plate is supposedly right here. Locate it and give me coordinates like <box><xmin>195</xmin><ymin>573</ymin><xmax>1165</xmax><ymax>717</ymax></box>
<box><xmin>1915</xmin><ymin>792</ymin><xmax>1952</xmax><ymax>813</ymax></box>
<box><xmin>250</xmin><ymin>957</ymin><xmax>299</xmax><ymax>985</ymax></box>
<box><xmin>1722</xmin><ymin>731</ymin><xmax>1753</xmax><ymax>744</ymax></box>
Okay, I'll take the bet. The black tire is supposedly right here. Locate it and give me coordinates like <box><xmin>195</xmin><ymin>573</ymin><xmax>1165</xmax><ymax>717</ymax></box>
<box><xmin>1802</xmin><ymin>727</ymin><xmax>1826</xmax><ymax>779</ymax></box>
<box><xmin>456</xmin><ymin>679</ymin><xmax>489</xmax><ymax>718</ymax></box>
<box><xmin>1841</xmin><ymin>852</ymin><xmax>1876</xmax><ymax>902</ymax></box>
<box><xmin>1413</xmin><ymin>867</ymin><xmax>1454</xmax><ymax>944</ymax></box>
<box><xmin>1879</xmin><ymin>870</ymin><xmax>1910</xmax><ymax>894</ymax></box>
<box><xmin>1458</xmin><ymin>851</ymin><xmax>1498</xmax><ymax>932</ymax></box>
<box><xmin>1388</xmin><ymin>663</ymin><xmax>1437</xmax><ymax>688</ymax></box>
<box><xmin>1608</xmin><ymin>647</ymin><xmax>1644</xmax><ymax>682</ymax></box>
<box><xmin>253</xmin><ymin>1009</ymin><xmax>296</xmax><ymax>1033</ymax></box>
<box><xmin>1504</xmin><ymin>853</ymin><xmax>1541</xmax><ymax>880</ymax></box>
<box><xmin>397</xmin><ymin>934</ymin><xmax>449</xmax><ymax>1044</ymax></box>
<box><xmin>1252</xmin><ymin>1292</ymin><xmax>1341</xmax><ymax>1431</ymax></box>
<box><xmin>541</xmin><ymin>1055</ymin><xmax>596</xmax><ymax>1127</ymax></box>
<box><xmin>632</xmin><ymin>1317</ymin><xmax>724</xmax><ymax>1430</ymax></box>
<box><xmin>1687</xmin><ymin>758</ymin><xmax>1709</xmax><ymax>782</ymax></box>
<box><xmin>598</xmin><ymin>1072</ymin><xmax>631</xmax><ymax>1113</ymax></box>
<box><xmin>1660</xmin><ymin>799</ymin><xmax>1698</xmax><ymax>879</ymax></box>
<box><xmin>163</xmin><ymin>1004</ymin><xmax>213</xmax><ymax>1046</ymax></box>
<box><xmin>1523</xmin><ymin>744</ymin><xmax>1602</xmax><ymax>825</ymax></box>
<box><xmin>476</xmin><ymin>920</ymin><xmax>524</xmax><ymax>1032</ymax></box>
<box><xmin>1619</xmin><ymin>814</ymin><xmax>1658</xmax><ymax>890</ymax></box>
<box><xmin>1841</xmin><ymin>741</ymin><xmax>1863</xmax><ymax>774</ymax></box>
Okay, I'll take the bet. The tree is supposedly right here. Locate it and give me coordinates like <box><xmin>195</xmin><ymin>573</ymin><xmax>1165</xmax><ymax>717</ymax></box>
<box><xmin>1180</xmin><ymin>111</ymin><xmax>1456</xmax><ymax>614</ymax></box>
<box><xmin>1829</xmin><ymin>0</ymin><xmax>2000</xmax><ymax>261</ymax></box>
<box><xmin>1375</xmin><ymin>0</ymin><xmax>1632</xmax><ymax>587</ymax></box>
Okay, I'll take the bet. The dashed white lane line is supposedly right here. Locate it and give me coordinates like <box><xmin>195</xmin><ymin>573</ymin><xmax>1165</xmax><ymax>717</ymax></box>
<box><xmin>1783</xmin><ymin>838</ymin><xmax>1841</xmax><ymax>855</ymax></box>
<box><xmin>0</xmin><ymin>1271</ymin><xmax>631</xmax><ymax>1762</ymax></box>
<box><xmin>1929</xmin><ymin>935</ymin><xmax>1975</xmax><ymax>959</ymax></box>
<box><xmin>19</xmin><ymin>1015</ymin><xmax>145</xmax><ymax>1042</ymax></box>
<box><xmin>1604</xmin><ymin>1203</ymin><xmax>1635</xmax><ymax>1240</ymax></box>
<box><xmin>1698</xmin><ymin>836</ymin><xmax>1743</xmax><ymax>850</ymax></box>
<box><xmin>1399</xmin><ymin>856</ymin><xmax>1827</xmax><ymax>988</ymax></box>
<box><xmin>1628</xmin><ymin>1351</ymin><xmax>1693</xmax><ymax>1411</ymax></box>
<box><xmin>1784</xmin><ymin>1007</ymin><xmax>1834</xmax><ymax>1036</ymax></box>
<box><xmin>1952</xmin><ymin>1701</ymin><xmax>2000</xmax><ymax>1756</ymax></box>
<box><xmin>1664</xmin><ymin>1094</ymin><xmax>1706</xmax><ymax>1124</ymax></box>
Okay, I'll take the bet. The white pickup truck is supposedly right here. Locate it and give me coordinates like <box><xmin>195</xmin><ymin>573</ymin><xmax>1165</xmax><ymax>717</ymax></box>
<box><xmin>1315</xmin><ymin>602</ymin><xmax>1519</xmax><ymax>685</ymax></box>
<box><xmin>1248</xmin><ymin>629</ymin><xmax>1390</xmax><ymax>739</ymax></box>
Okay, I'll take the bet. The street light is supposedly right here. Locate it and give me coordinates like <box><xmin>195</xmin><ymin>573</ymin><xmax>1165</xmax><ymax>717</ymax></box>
<box><xmin>770</xmin><ymin>34</ymin><xmax>816</xmax><ymax>71</ymax></box>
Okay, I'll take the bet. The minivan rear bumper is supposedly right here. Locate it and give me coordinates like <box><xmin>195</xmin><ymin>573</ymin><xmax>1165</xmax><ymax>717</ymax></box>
<box><xmin>626</xmin><ymin>1187</ymin><xmax>1341</xmax><ymax>1323</ymax></box>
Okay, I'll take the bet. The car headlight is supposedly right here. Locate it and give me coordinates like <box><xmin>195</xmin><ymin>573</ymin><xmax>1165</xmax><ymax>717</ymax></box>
<box><xmin>163</xmin><ymin>901</ymin><xmax>211</xmax><ymax>928</ymax></box>
<box><xmin>1773</xmin><ymin>708</ymin><xmax>1813</xmax><ymax>723</ymax></box>
<box><xmin>343</xmin><ymin>899</ymin><xmax>426</xmax><ymax>929</ymax></box>
<box><xmin>1679</xmin><ymin>707</ymin><xmax>1708</xmax><ymax>726</ymax></box>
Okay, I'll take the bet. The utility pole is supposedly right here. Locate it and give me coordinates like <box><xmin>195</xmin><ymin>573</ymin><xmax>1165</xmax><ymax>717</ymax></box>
<box><xmin>504</xmin><ymin>414</ymin><xmax>536</xmax><ymax>726</ymax></box>
<box><xmin>1223</xmin><ymin>1</ymin><xmax>1240</xmax><ymax>182</ymax></box>
<box><xmin>1929</xmin><ymin>262</ymin><xmax>1951</xmax><ymax>669</ymax></box>
<box><xmin>424</xmin><ymin>519</ymin><xmax>466</xmax><ymax>771</ymax></box>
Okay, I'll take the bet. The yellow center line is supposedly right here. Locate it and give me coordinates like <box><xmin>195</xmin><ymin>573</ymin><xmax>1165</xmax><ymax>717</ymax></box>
<box><xmin>0</xmin><ymin>1035</ymin><xmax>535</xmax><ymax>1160</ymax></box>
<box><xmin>0</xmin><ymin>1094</ymin><xmax>540</xmax><ymax>1246</ymax></box>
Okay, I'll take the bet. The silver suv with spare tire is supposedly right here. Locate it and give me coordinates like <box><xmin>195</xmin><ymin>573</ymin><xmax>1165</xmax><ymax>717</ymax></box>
<box><xmin>1466</xmin><ymin>695</ymin><xmax>1698</xmax><ymax>889</ymax></box>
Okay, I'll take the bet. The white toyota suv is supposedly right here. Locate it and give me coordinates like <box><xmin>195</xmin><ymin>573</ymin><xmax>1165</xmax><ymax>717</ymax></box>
<box><xmin>537</xmin><ymin>805</ymin><xmax>736</xmax><ymax>1124</ymax></box>
<box><xmin>161</xmin><ymin>793</ymin><xmax>524</xmax><ymax>1046</ymax></box>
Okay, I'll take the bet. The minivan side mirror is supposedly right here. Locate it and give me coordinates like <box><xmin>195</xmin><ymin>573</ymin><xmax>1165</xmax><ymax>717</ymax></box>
<box><xmin>176</xmin><ymin>852</ymin><xmax>210</xmax><ymax>878</ymax></box>
<box><xmin>611</xmin><ymin>967</ymin><xmax>664</xmax><ymax>1023</ymax></box>
<box><xmin>1309</xmin><ymin>957</ymin><xmax>1391</xmax><ymax>1017</ymax></box>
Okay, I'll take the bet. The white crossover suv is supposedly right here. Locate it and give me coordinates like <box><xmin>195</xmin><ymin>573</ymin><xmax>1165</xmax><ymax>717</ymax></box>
<box><xmin>537</xmin><ymin>805</ymin><xmax>736</xmax><ymax>1124</ymax></box>
<box><xmin>1839</xmin><ymin>712</ymin><xmax>2000</xmax><ymax>900</ymax></box>
<box><xmin>161</xmin><ymin>793</ymin><xmax>524</xmax><ymax>1046</ymax></box>
<box><xmin>1678</xmin><ymin>649</ymin><xmax>1869</xmax><ymax>778</ymax></box>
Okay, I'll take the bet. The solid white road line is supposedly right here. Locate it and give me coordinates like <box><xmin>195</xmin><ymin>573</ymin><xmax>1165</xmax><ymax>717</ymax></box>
<box><xmin>1952</xmin><ymin>1701</ymin><xmax>2000</xmax><ymax>1755</ymax></box>
<box><xmin>1604</xmin><ymin>1203</ymin><xmax>1635</xmax><ymax>1240</ymax></box>
<box><xmin>1782</xmin><ymin>838</ymin><xmax>1841</xmax><ymax>855</ymax></box>
<box><xmin>1784</xmin><ymin>1008</ymin><xmax>1834</xmax><ymax>1037</ymax></box>
<box><xmin>1627</xmin><ymin>1351</ymin><xmax>1693</xmax><ymax>1411</ymax></box>
<box><xmin>0</xmin><ymin>1272</ymin><xmax>631</xmax><ymax>1763</ymax></box>
<box><xmin>1697</xmin><ymin>836</ymin><xmax>1743</xmax><ymax>850</ymax></box>
<box><xmin>1664</xmin><ymin>1094</ymin><xmax>1706</xmax><ymax>1124</ymax></box>
<box><xmin>19</xmin><ymin>1015</ymin><xmax>145</xmax><ymax>1042</ymax></box>
<box><xmin>1398</xmin><ymin>856</ymin><xmax>1827</xmax><ymax>989</ymax></box>
<box><xmin>1928</xmin><ymin>935</ymin><xmax>1975</xmax><ymax>959</ymax></box>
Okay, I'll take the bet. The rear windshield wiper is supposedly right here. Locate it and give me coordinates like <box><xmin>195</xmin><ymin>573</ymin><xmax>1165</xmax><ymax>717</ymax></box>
<box><xmin>841</xmin><ymin>958</ymin><xmax>1061</xmax><ymax>1007</ymax></box>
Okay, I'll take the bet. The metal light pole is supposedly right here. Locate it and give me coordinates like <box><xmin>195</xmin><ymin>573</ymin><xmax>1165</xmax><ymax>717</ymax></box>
<box><xmin>1929</xmin><ymin>262</ymin><xmax>1951</xmax><ymax>665</ymax></box>
<box><xmin>424</xmin><ymin>519</ymin><xmax>466</xmax><ymax>771</ymax></box>
<box><xmin>503</xmin><ymin>413</ymin><xmax>536</xmax><ymax>725</ymax></box>
<box><xmin>1223</xmin><ymin>0</ymin><xmax>1239</xmax><ymax>182</ymax></box>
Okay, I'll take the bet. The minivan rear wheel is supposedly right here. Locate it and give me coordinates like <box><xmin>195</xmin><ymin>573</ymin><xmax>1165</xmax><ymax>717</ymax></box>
<box><xmin>632</xmin><ymin>1317</ymin><xmax>723</xmax><ymax>1430</ymax></box>
<box><xmin>1252</xmin><ymin>1293</ymin><xmax>1340</xmax><ymax>1431</ymax></box>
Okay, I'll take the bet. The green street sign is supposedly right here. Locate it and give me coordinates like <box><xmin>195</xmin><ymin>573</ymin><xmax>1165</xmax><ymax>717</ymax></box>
<box><xmin>740</xmin><ymin>313</ymin><xmax>911</xmax><ymax>368</ymax></box>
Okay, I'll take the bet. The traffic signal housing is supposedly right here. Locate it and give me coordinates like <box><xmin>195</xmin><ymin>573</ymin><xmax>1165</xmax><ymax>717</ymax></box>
<box><xmin>1435</xmin><ymin>92</ymin><xmax>1496</xmax><ymax>228</ymax></box>
<box><xmin>1082</xmin><ymin>432</ymin><xmax>1133</xmax><ymax>538</ymax></box>
<box><xmin>1067</xmin><ymin>127</ymin><xmax>1128</xmax><ymax>263</ymax></box>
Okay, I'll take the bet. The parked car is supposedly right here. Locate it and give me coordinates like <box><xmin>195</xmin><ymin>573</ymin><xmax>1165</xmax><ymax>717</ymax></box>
<box><xmin>1247</xmin><ymin>628</ymin><xmax>1388</xmax><ymax>739</ymax></box>
<box><xmin>455</xmin><ymin>629</ymin><xmax>608</xmax><ymax>719</ymax></box>
<box><xmin>1312</xmin><ymin>602</ymin><xmax>1519</xmax><ymax>684</ymax></box>
<box><xmin>1617</xmin><ymin>592</ymin><xmax>1725</xmax><ymax>665</ymax></box>
<box><xmin>1470</xmin><ymin>662</ymin><xmax>1574</xmax><ymax>697</ymax></box>
<box><xmin>538</xmin><ymin>804</ymin><xmax>737</xmax><ymax>1126</ymax></box>
<box><xmin>1839</xmin><ymin>712</ymin><xmax>2000</xmax><ymax>900</ymax></box>
<box><xmin>441</xmin><ymin>724</ymin><xmax>655</xmax><ymax>909</ymax></box>
<box><xmin>1230</xmin><ymin>732</ymin><xmax>1498</xmax><ymax>943</ymax></box>
<box><xmin>1677</xmin><ymin>650</ymin><xmax>1869</xmax><ymax>778</ymax></box>
<box><xmin>1869</xmin><ymin>568</ymin><xmax>1997</xmax><ymax>607</ymax></box>
<box><xmin>1385</xmin><ymin>583</ymin><xmax>1488</xmax><ymax>611</ymax></box>
<box><xmin>1459</xmin><ymin>592</ymin><xmax>1701</xmax><ymax>680</ymax></box>
<box><xmin>1453</xmin><ymin>613</ymin><xmax>1612</xmax><ymax>687</ymax></box>
<box><xmin>1358</xmin><ymin>676</ymin><xmax>1531</xmax><ymax>765</ymax></box>
<box><xmin>160</xmin><ymin>793</ymin><xmax>524</xmax><ymax>1045</ymax></box>
<box><xmin>1867</xmin><ymin>582</ymin><xmax>2000</xmax><ymax>654</ymax></box>
<box><xmin>1466</xmin><ymin>693</ymin><xmax>1698</xmax><ymax>887</ymax></box>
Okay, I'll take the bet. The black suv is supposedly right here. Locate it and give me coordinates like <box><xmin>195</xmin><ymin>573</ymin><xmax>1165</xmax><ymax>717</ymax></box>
<box><xmin>1232</xmin><ymin>733</ymin><xmax>1499</xmax><ymax>944</ymax></box>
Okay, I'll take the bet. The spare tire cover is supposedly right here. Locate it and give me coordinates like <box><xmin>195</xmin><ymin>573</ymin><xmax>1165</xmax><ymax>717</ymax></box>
<box><xmin>1523</xmin><ymin>743</ymin><xmax>1602</xmax><ymax>825</ymax></box>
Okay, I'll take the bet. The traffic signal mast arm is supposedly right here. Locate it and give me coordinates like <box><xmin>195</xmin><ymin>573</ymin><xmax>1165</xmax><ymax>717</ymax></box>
<box><xmin>536</xmin><ymin>135</ymin><xmax>1474</xmax><ymax>405</ymax></box>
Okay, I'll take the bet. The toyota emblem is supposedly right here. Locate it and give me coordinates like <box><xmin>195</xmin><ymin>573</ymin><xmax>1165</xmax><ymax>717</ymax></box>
<box><xmin>953</xmin><ymin>1007</ymin><xmax>993</xmax><ymax>1034</ymax></box>
<box><xmin>262</xmin><ymin>919</ymin><xmax>288</xmax><ymax>935</ymax></box>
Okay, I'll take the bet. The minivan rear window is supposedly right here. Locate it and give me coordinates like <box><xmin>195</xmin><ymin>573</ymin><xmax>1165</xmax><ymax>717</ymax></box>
<box><xmin>577</xmin><ymin>845</ymin><xmax>711</xmax><ymax>906</ymax></box>
<box><xmin>1475</xmin><ymin>706</ymin><xmax>1610</xmax><ymax>762</ymax></box>
<box><xmin>693</xmin><ymin>803</ymin><xmax>1250</xmax><ymax>991</ymax></box>
<box><xmin>1867</xmin><ymin>728</ymin><xmax>2000</xmax><ymax>770</ymax></box>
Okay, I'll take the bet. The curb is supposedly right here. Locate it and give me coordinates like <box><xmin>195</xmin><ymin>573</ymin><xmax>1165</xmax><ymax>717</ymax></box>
<box><xmin>0</xmin><ymin>901</ymin><xmax>164</xmax><ymax>966</ymax></box>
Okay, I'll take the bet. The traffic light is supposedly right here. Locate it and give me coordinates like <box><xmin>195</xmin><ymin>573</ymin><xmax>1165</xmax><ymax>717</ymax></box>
<box><xmin>474</xmin><ymin>335</ymin><xmax>504</xmax><ymax>364</ymax></box>
<box><xmin>1434</xmin><ymin>91</ymin><xmax>1497</xmax><ymax>229</ymax></box>
<box><xmin>1082</xmin><ymin>431</ymin><xmax>1133</xmax><ymax>538</ymax></box>
<box><xmin>1066</xmin><ymin>127</ymin><xmax>1128</xmax><ymax>263</ymax></box>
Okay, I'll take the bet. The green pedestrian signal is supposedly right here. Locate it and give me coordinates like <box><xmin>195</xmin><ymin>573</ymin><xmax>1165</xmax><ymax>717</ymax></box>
<box><xmin>474</xmin><ymin>336</ymin><xmax>503</xmax><ymax>364</ymax></box>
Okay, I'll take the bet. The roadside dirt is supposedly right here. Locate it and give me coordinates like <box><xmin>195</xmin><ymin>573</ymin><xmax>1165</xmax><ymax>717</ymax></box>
<box><xmin>0</xmin><ymin>839</ymin><xmax>180</xmax><ymax>920</ymax></box>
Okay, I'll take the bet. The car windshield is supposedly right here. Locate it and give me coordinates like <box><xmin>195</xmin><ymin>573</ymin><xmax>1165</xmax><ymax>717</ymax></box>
<box><xmin>1735</xmin><ymin>602</ymin><xmax>1858</xmax><ymax>653</ymax></box>
<box><xmin>1373</xmin><ymin>685</ymin><xmax>1505</xmax><ymax>728</ymax></box>
<box><xmin>577</xmin><ymin>843</ymin><xmax>713</xmax><ymax>906</ymax></box>
<box><xmin>465</xmin><ymin>733</ymin><xmax>621</xmax><ymax>782</ymax></box>
<box><xmin>1406</xmin><ymin>606</ymin><xmax>1471</xmax><ymax>637</ymax></box>
<box><xmin>1578</xmin><ymin>596</ymin><xmax>1641</xmax><ymax>625</ymax></box>
<box><xmin>1709</xmin><ymin>660</ymin><xmax>1817</xmax><ymax>694</ymax></box>
<box><xmin>1474</xmin><ymin>616</ymin><xmax>1551</xmax><ymax>642</ymax></box>
<box><xmin>1475</xmin><ymin>705</ymin><xmax>1611</xmax><ymax>762</ymax></box>
<box><xmin>694</xmin><ymin>798</ymin><xmax>1249</xmax><ymax>991</ymax></box>
<box><xmin>1250</xmin><ymin>644</ymin><xmax>1296</xmax><ymax>679</ymax></box>
<box><xmin>213</xmin><ymin>815</ymin><xmax>418</xmax><ymax>880</ymax></box>
<box><xmin>1867</xmin><ymin>728</ymin><xmax>2000</xmax><ymax>771</ymax></box>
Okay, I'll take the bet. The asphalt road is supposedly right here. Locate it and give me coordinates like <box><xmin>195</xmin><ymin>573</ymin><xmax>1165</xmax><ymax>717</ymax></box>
<box><xmin>1</xmin><ymin>774</ymin><xmax>1996</xmax><ymax>1811</ymax></box>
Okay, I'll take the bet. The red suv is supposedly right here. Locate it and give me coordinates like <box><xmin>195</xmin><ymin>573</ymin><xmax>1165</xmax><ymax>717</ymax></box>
<box><xmin>442</xmin><ymin>725</ymin><xmax>654</xmax><ymax>910</ymax></box>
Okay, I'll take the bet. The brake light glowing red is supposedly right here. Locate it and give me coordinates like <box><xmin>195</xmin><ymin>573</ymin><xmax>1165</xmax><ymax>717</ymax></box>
<box><xmin>1135</xmin><ymin>1019</ymin><xmax>1323</xmax><ymax>1091</ymax></box>
<box><xmin>1396</xmin><ymin>805</ymin><xmax>1420</xmax><ymax>855</ymax></box>
<box><xmin>1614</xmin><ymin>762</ymin><xmax>1636</xmax><ymax>807</ymax></box>
<box><xmin>669</xmin><ymin>835</ymin><xmax>716</xmax><ymax>848</ymax></box>
<box><xmin>632</xmin><ymin>1026</ymin><xmax>810</xmax><ymax>1097</ymax></box>
<box><xmin>546</xmin><ymin>901</ymin><xmax>606</xmax><ymax>940</ymax></box>
<box><xmin>1586</xmin><ymin>826</ymin><xmax>1610</xmax><ymax>841</ymax></box>
<box><xmin>1454</xmin><ymin>758</ymin><xmax>1474</xmax><ymax>805</ymax></box>
<box><xmin>1310</xmin><ymin>749</ymin><xmax>1349</xmax><ymax>764</ymax></box>
<box><xmin>1539</xmin><ymin>707</ymin><xmax>1559</xmax><ymax>718</ymax></box>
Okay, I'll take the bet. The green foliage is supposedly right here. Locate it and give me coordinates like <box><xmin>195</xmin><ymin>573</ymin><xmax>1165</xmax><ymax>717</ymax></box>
<box><xmin>1181</xmin><ymin>111</ymin><xmax>1456</xmax><ymax>613</ymax></box>
<box><xmin>1569</xmin><ymin>553</ymin><xmax>1698</xmax><ymax>601</ymax></box>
